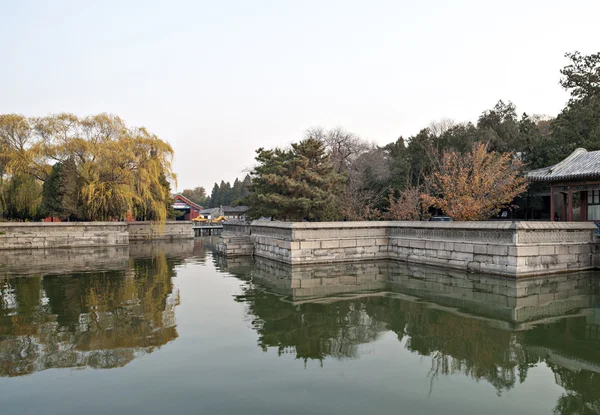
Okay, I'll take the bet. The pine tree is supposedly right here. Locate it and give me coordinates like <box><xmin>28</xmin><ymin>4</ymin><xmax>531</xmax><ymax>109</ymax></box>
<box><xmin>240</xmin><ymin>174</ymin><xmax>252</xmax><ymax>198</ymax></box>
<box><xmin>41</xmin><ymin>158</ymin><xmax>81</xmax><ymax>220</ymax></box>
<box><xmin>231</xmin><ymin>178</ymin><xmax>243</xmax><ymax>204</ymax></box>
<box><xmin>241</xmin><ymin>138</ymin><xmax>345</xmax><ymax>221</ymax></box>
<box><xmin>209</xmin><ymin>183</ymin><xmax>220</xmax><ymax>208</ymax></box>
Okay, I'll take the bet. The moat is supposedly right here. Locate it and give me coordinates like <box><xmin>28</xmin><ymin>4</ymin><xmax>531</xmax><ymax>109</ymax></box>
<box><xmin>1</xmin><ymin>238</ymin><xmax>599</xmax><ymax>414</ymax></box>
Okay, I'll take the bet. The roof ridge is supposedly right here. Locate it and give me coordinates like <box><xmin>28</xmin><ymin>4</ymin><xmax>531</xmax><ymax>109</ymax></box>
<box><xmin>549</xmin><ymin>148</ymin><xmax>587</xmax><ymax>174</ymax></box>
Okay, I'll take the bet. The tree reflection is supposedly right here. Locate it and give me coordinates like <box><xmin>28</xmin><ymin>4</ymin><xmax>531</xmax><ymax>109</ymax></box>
<box><xmin>226</xmin><ymin>258</ymin><xmax>600</xmax><ymax>409</ymax></box>
<box><xmin>0</xmin><ymin>252</ymin><xmax>181</xmax><ymax>377</ymax></box>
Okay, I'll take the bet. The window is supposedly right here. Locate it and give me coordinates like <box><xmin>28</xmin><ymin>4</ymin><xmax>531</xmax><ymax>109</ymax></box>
<box><xmin>588</xmin><ymin>190</ymin><xmax>600</xmax><ymax>220</ymax></box>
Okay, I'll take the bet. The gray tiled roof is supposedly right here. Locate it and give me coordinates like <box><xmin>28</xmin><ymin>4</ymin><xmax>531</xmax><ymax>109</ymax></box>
<box><xmin>199</xmin><ymin>207</ymin><xmax>220</xmax><ymax>215</ymax></box>
<box><xmin>223</xmin><ymin>206</ymin><xmax>248</xmax><ymax>213</ymax></box>
<box><xmin>527</xmin><ymin>148</ymin><xmax>600</xmax><ymax>182</ymax></box>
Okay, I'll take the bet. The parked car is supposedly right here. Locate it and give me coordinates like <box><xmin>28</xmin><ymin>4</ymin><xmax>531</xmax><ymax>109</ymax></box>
<box><xmin>429</xmin><ymin>216</ymin><xmax>453</xmax><ymax>222</ymax></box>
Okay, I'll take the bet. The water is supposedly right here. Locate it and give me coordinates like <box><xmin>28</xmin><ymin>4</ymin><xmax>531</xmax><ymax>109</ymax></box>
<box><xmin>1</xmin><ymin>238</ymin><xmax>599</xmax><ymax>415</ymax></box>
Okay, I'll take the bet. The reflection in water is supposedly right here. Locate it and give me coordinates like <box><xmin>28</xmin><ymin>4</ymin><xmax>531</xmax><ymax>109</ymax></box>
<box><xmin>3</xmin><ymin>240</ymin><xmax>600</xmax><ymax>414</ymax></box>
<box><xmin>0</xmin><ymin>242</ymin><xmax>196</xmax><ymax>377</ymax></box>
<box><xmin>216</xmin><ymin>256</ymin><xmax>600</xmax><ymax>413</ymax></box>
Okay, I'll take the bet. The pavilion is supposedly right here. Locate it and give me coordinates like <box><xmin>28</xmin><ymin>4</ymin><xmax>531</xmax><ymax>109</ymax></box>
<box><xmin>527</xmin><ymin>148</ymin><xmax>600</xmax><ymax>222</ymax></box>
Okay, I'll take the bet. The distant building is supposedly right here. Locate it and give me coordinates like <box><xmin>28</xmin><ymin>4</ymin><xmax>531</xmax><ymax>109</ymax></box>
<box><xmin>172</xmin><ymin>194</ymin><xmax>202</xmax><ymax>221</ymax></box>
<box><xmin>196</xmin><ymin>206</ymin><xmax>249</xmax><ymax>221</ymax></box>
<box><xmin>198</xmin><ymin>207</ymin><xmax>221</xmax><ymax>220</ymax></box>
<box><xmin>222</xmin><ymin>206</ymin><xmax>248</xmax><ymax>221</ymax></box>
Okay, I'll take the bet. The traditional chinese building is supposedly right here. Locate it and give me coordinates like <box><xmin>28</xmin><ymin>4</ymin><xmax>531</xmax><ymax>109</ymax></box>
<box><xmin>527</xmin><ymin>148</ymin><xmax>600</xmax><ymax>222</ymax></box>
<box><xmin>172</xmin><ymin>194</ymin><xmax>202</xmax><ymax>220</ymax></box>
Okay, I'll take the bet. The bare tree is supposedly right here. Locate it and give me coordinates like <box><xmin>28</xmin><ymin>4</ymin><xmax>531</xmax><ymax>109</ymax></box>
<box><xmin>306</xmin><ymin>127</ymin><xmax>373</xmax><ymax>173</ymax></box>
<box><xmin>428</xmin><ymin>118</ymin><xmax>456</xmax><ymax>138</ymax></box>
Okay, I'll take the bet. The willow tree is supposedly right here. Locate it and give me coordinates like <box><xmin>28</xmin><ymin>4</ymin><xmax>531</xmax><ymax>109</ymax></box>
<box><xmin>0</xmin><ymin>113</ymin><xmax>175</xmax><ymax>221</ymax></box>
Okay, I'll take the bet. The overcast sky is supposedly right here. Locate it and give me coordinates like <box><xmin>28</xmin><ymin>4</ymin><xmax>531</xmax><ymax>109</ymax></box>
<box><xmin>1</xmin><ymin>0</ymin><xmax>598</xmax><ymax>191</ymax></box>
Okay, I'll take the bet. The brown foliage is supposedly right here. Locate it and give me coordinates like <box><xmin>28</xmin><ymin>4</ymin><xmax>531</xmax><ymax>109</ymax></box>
<box><xmin>422</xmin><ymin>142</ymin><xmax>528</xmax><ymax>221</ymax></box>
<box><xmin>385</xmin><ymin>186</ymin><xmax>429</xmax><ymax>221</ymax></box>
<box><xmin>340</xmin><ymin>187</ymin><xmax>382</xmax><ymax>221</ymax></box>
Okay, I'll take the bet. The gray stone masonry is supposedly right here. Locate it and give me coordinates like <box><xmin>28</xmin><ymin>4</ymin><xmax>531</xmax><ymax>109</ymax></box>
<box><xmin>127</xmin><ymin>221</ymin><xmax>194</xmax><ymax>241</ymax></box>
<box><xmin>216</xmin><ymin>220</ymin><xmax>599</xmax><ymax>278</ymax></box>
<box><xmin>0</xmin><ymin>221</ymin><xmax>193</xmax><ymax>251</ymax></box>
<box><xmin>0</xmin><ymin>222</ymin><xmax>129</xmax><ymax>250</ymax></box>
<box><xmin>216</xmin><ymin>222</ymin><xmax>254</xmax><ymax>257</ymax></box>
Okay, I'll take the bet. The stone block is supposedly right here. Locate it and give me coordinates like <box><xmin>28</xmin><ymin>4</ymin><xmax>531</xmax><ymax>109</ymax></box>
<box><xmin>474</xmin><ymin>254</ymin><xmax>493</xmax><ymax>263</ymax></box>
<box><xmin>517</xmin><ymin>246</ymin><xmax>540</xmax><ymax>256</ymax></box>
<box><xmin>538</xmin><ymin>245</ymin><xmax>556</xmax><ymax>255</ymax></box>
<box><xmin>321</xmin><ymin>240</ymin><xmax>340</xmax><ymax>249</ymax></box>
<box><xmin>300</xmin><ymin>278</ymin><xmax>322</xmax><ymax>288</ymax></box>
<box><xmin>339</xmin><ymin>239</ymin><xmax>357</xmax><ymax>248</ymax></box>
<box><xmin>340</xmin><ymin>276</ymin><xmax>358</xmax><ymax>284</ymax></box>
<box><xmin>492</xmin><ymin>256</ymin><xmax>511</xmax><ymax>266</ymax></box>
<box><xmin>454</xmin><ymin>243</ymin><xmax>474</xmax><ymax>253</ymax></box>
<box><xmin>557</xmin><ymin>254</ymin><xmax>578</xmax><ymax>264</ymax></box>
<box><xmin>300</xmin><ymin>241</ymin><xmax>321</xmax><ymax>250</ymax></box>
<box><xmin>322</xmin><ymin>277</ymin><xmax>341</xmax><ymax>286</ymax></box>
<box><xmin>357</xmin><ymin>238</ymin><xmax>376</xmax><ymax>247</ymax></box>
<box><xmin>473</xmin><ymin>244</ymin><xmax>487</xmax><ymax>255</ymax></box>
<box><xmin>425</xmin><ymin>241</ymin><xmax>444</xmax><ymax>250</ymax></box>
<box><xmin>364</xmin><ymin>246</ymin><xmax>381</xmax><ymax>254</ymax></box>
<box><xmin>541</xmin><ymin>255</ymin><xmax>558</xmax><ymax>265</ymax></box>
<box><xmin>487</xmin><ymin>245</ymin><xmax>508</xmax><ymax>256</ymax></box>
<box><xmin>437</xmin><ymin>250</ymin><xmax>452</xmax><ymax>259</ymax></box>
<box><xmin>410</xmin><ymin>240</ymin><xmax>426</xmax><ymax>249</ymax></box>
<box><xmin>451</xmin><ymin>251</ymin><xmax>473</xmax><ymax>262</ymax></box>
<box><xmin>570</xmin><ymin>244</ymin><xmax>590</xmax><ymax>254</ymax></box>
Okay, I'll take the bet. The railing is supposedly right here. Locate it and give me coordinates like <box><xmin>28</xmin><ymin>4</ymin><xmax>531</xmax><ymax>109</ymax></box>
<box><xmin>192</xmin><ymin>222</ymin><xmax>224</xmax><ymax>227</ymax></box>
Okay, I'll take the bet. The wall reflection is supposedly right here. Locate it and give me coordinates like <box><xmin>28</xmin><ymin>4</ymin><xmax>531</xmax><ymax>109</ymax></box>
<box><xmin>217</xmin><ymin>256</ymin><xmax>600</xmax><ymax>413</ymax></box>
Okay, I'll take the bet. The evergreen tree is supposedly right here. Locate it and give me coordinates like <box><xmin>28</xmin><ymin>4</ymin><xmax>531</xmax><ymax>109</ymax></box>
<box><xmin>231</xmin><ymin>178</ymin><xmax>243</xmax><ymax>204</ymax></box>
<box><xmin>42</xmin><ymin>158</ymin><xmax>83</xmax><ymax>220</ymax></box>
<box><xmin>221</xmin><ymin>181</ymin><xmax>232</xmax><ymax>205</ymax></box>
<box><xmin>240</xmin><ymin>174</ymin><xmax>252</xmax><ymax>198</ymax></box>
<box><xmin>241</xmin><ymin>138</ymin><xmax>345</xmax><ymax>221</ymax></box>
<box><xmin>209</xmin><ymin>183</ymin><xmax>220</xmax><ymax>208</ymax></box>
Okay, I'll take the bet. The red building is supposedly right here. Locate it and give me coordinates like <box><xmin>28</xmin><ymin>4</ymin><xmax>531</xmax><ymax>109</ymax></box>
<box><xmin>172</xmin><ymin>194</ymin><xmax>203</xmax><ymax>221</ymax></box>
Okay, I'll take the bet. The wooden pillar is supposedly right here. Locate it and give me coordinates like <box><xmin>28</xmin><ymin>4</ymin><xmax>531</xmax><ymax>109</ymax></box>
<box><xmin>581</xmin><ymin>191</ymin><xmax>587</xmax><ymax>221</ymax></box>
<box><xmin>550</xmin><ymin>185</ymin><xmax>555</xmax><ymax>221</ymax></box>
<box><xmin>562</xmin><ymin>192</ymin><xmax>567</xmax><ymax>222</ymax></box>
<box><xmin>568</xmin><ymin>186</ymin><xmax>574</xmax><ymax>222</ymax></box>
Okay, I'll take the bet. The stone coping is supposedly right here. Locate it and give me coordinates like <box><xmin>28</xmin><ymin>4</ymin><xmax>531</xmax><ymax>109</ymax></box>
<box><xmin>127</xmin><ymin>221</ymin><xmax>192</xmax><ymax>226</ymax></box>
<box><xmin>250</xmin><ymin>220</ymin><xmax>596</xmax><ymax>231</ymax></box>
<box><xmin>0</xmin><ymin>222</ymin><xmax>126</xmax><ymax>228</ymax></box>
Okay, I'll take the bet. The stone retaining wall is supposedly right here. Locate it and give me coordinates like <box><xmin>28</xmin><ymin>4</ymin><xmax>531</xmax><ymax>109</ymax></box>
<box><xmin>0</xmin><ymin>222</ymin><xmax>128</xmax><ymax>250</ymax></box>
<box><xmin>217</xmin><ymin>220</ymin><xmax>599</xmax><ymax>277</ymax></box>
<box><xmin>0</xmin><ymin>221</ymin><xmax>194</xmax><ymax>250</ymax></box>
<box><xmin>216</xmin><ymin>222</ymin><xmax>254</xmax><ymax>257</ymax></box>
<box><xmin>127</xmin><ymin>221</ymin><xmax>194</xmax><ymax>241</ymax></box>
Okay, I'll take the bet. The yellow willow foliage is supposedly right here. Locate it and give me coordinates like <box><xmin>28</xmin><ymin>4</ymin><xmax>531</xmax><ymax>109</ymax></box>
<box><xmin>0</xmin><ymin>114</ymin><xmax>50</xmax><ymax>180</ymax></box>
<box><xmin>0</xmin><ymin>113</ymin><xmax>175</xmax><ymax>222</ymax></box>
<box><xmin>422</xmin><ymin>142</ymin><xmax>528</xmax><ymax>221</ymax></box>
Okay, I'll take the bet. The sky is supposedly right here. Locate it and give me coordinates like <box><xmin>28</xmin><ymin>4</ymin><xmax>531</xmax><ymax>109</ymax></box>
<box><xmin>1</xmin><ymin>0</ymin><xmax>599</xmax><ymax>191</ymax></box>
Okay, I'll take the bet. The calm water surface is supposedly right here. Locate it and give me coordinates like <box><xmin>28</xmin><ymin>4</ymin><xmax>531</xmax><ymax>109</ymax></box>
<box><xmin>1</xmin><ymin>238</ymin><xmax>599</xmax><ymax>414</ymax></box>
